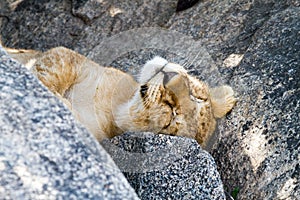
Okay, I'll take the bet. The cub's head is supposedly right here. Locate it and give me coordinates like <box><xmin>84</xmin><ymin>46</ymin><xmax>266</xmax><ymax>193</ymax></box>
<box><xmin>116</xmin><ymin>57</ymin><xmax>236</xmax><ymax>146</ymax></box>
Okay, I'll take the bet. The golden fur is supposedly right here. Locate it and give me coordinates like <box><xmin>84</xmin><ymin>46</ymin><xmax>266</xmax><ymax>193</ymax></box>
<box><xmin>5</xmin><ymin>46</ymin><xmax>236</xmax><ymax>146</ymax></box>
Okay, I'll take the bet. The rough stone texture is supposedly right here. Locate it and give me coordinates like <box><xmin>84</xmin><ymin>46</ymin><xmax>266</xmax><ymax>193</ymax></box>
<box><xmin>101</xmin><ymin>132</ymin><xmax>226</xmax><ymax>200</ymax></box>
<box><xmin>1</xmin><ymin>0</ymin><xmax>299</xmax><ymax>199</ymax></box>
<box><xmin>1</xmin><ymin>0</ymin><xmax>85</xmax><ymax>51</ymax></box>
<box><xmin>0</xmin><ymin>0</ymin><xmax>177</xmax><ymax>54</ymax></box>
<box><xmin>168</xmin><ymin>0</ymin><xmax>298</xmax><ymax>64</ymax></box>
<box><xmin>71</xmin><ymin>0</ymin><xmax>111</xmax><ymax>24</ymax></box>
<box><xmin>212</xmin><ymin>7</ymin><xmax>300</xmax><ymax>199</ymax></box>
<box><xmin>168</xmin><ymin>1</ymin><xmax>300</xmax><ymax>198</ymax></box>
<box><xmin>0</xmin><ymin>45</ymin><xmax>139</xmax><ymax>200</ymax></box>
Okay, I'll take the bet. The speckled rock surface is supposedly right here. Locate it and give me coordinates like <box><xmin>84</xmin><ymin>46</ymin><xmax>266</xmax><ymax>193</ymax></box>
<box><xmin>168</xmin><ymin>0</ymin><xmax>300</xmax><ymax>64</ymax></box>
<box><xmin>0</xmin><ymin>45</ymin><xmax>139</xmax><ymax>199</ymax></box>
<box><xmin>0</xmin><ymin>0</ymin><xmax>177</xmax><ymax>54</ymax></box>
<box><xmin>212</xmin><ymin>7</ymin><xmax>300</xmax><ymax>199</ymax></box>
<box><xmin>1</xmin><ymin>0</ymin><xmax>299</xmax><ymax>199</ymax></box>
<box><xmin>101</xmin><ymin>132</ymin><xmax>226</xmax><ymax>200</ymax></box>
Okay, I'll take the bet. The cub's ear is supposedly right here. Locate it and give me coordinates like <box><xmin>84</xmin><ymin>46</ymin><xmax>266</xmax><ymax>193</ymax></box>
<box><xmin>210</xmin><ymin>85</ymin><xmax>236</xmax><ymax>118</ymax></box>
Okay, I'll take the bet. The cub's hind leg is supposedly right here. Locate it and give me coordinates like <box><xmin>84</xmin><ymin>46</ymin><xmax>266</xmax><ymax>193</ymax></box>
<box><xmin>5</xmin><ymin>46</ymin><xmax>84</xmax><ymax>116</ymax></box>
<box><xmin>31</xmin><ymin>47</ymin><xmax>85</xmax><ymax>97</ymax></box>
<box><xmin>5</xmin><ymin>47</ymin><xmax>41</xmax><ymax>69</ymax></box>
<box><xmin>5</xmin><ymin>46</ymin><xmax>83</xmax><ymax>99</ymax></box>
<box><xmin>31</xmin><ymin>47</ymin><xmax>91</xmax><ymax>118</ymax></box>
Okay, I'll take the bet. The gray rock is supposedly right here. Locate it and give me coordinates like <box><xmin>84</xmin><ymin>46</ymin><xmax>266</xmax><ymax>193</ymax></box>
<box><xmin>101</xmin><ymin>132</ymin><xmax>226</xmax><ymax>200</ymax></box>
<box><xmin>212</xmin><ymin>7</ymin><xmax>300</xmax><ymax>199</ymax></box>
<box><xmin>1</xmin><ymin>0</ymin><xmax>85</xmax><ymax>51</ymax></box>
<box><xmin>1</xmin><ymin>0</ymin><xmax>299</xmax><ymax>199</ymax></box>
<box><xmin>0</xmin><ymin>45</ymin><xmax>139</xmax><ymax>199</ymax></box>
<box><xmin>168</xmin><ymin>0</ymin><xmax>297</xmax><ymax>64</ymax></box>
<box><xmin>71</xmin><ymin>0</ymin><xmax>111</xmax><ymax>24</ymax></box>
<box><xmin>0</xmin><ymin>0</ymin><xmax>177</xmax><ymax>55</ymax></box>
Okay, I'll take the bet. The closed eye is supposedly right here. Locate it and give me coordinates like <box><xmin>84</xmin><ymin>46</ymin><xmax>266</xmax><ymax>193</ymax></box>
<box><xmin>190</xmin><ymin>95</ymin><xmax>205</xmax><ymax>103</ymax></box>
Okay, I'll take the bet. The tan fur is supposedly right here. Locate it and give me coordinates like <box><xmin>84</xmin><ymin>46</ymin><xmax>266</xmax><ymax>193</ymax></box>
<box><xmin>4</xmin><ymin>47</ymin><xmax>41</xmax><ymax>69</ymax></box>
<box><xmin>5</xmin><ymin>47</ymin><xmax>236</xmax><ymax>146</ymax></box>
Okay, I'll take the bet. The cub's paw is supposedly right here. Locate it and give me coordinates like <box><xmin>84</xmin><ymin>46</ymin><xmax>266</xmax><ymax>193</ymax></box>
<box><xmin>210</xmin><ymin>85</ymin><xmax>236</xmax><ymax>118</ymax></box>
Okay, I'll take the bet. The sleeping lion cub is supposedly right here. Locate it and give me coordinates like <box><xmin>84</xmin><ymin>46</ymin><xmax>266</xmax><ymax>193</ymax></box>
<box><xmin>6</xmin><ymin>46</ymin><xmax>236</xmax><ymax>146</ymax></box>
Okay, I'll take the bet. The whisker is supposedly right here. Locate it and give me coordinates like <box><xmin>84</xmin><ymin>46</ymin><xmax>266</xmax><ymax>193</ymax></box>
<box><xmin>182</xmin><ymin>58</ymin><xmax>190</xmax><ymax>68</ymax></box>
<box><xmin>188</xmin><ymin>51</ymin><xmax>201</xmax><ymax>68</ymax></box>
<box><xmin>149</xmin><ymin>78</ymin><xmax>161</xmax><ymax>103</ymax></box>
<box><xmin>185</xmin><ymin>50</ymin><xmax>201</xmax><ymax>69</ymax></box>
<box><xmin>182</xmin><ymin>55</ymin><xmax>193</xmax><ymax>68</ymax></box>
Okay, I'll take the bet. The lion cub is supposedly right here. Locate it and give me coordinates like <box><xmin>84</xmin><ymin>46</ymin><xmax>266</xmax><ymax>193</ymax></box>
<box><xmin>5</xmin><ymin>46</ymin><xmax>236</xmax><ymax>146</ymax></box>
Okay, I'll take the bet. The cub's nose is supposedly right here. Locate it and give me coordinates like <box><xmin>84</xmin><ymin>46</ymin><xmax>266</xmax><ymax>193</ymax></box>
<box><xmin>164</xmin><ymin>72</ymin><xmax>190</xmax><ymax>98</ymax></box>
<box><xmin>163</xmin><ymin>71</ymin><xmax>178</xmax><ymax>85</ymax></box>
